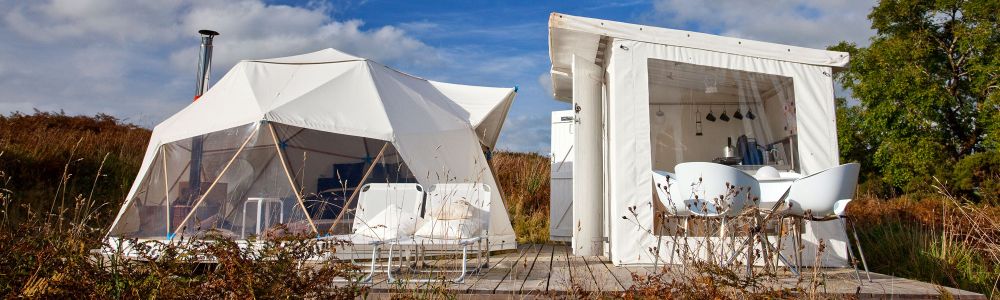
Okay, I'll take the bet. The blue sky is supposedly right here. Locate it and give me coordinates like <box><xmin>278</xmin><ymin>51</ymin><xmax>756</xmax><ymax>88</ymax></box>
<box><xmin>0</xmin><ymin>0</ymin><xmax>874</xmax><ymax>154</ymax></box>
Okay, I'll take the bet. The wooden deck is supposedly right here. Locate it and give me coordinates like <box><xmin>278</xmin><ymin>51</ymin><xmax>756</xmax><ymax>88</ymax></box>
<box><xmin>343</xmin><ymin>244</ymin><xmax>986</xmax><ymax>299</ymax></box>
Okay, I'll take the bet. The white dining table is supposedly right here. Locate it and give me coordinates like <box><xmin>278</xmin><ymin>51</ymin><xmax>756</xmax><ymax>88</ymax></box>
<box><xmin>754</xmin><ymin>176</ymin><xmax>798</xmax><ymax>210</ymax></box>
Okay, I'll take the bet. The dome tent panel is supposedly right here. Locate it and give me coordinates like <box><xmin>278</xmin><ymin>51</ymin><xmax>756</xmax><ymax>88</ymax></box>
<box><xmin>263</xmin><ymin>62</ymin><xmax>394</xmax><ymax>141</ymax></box>
<box><xmin>154</xmin><ymin>63</ymin><xmax>266</xmax><ymax>145</ymax></box>
<box><xmin>269</xmin><ymin>123</ymin><xmax>417</xmax><ymax>235</ymax></box>
<box><xmin>429</xmin><ymin>81</ymin><xmax>517</xmax><ymax>149</ymax></box>
<box><xmin>173</xmin><ymin>122</ymin><xmax>317</xmax><ymax>239</ymax></box>
<box><xmin>393</xmin><ymin>128</ymin><xmax>517</xmax><ymax>249</ymax></box>
<box><xmin>109</xmin><ymin>123</ymin><xmax>262</xmax><ymax>239</ymax></box>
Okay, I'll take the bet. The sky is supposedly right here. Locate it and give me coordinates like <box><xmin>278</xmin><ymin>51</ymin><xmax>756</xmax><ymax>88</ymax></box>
<box><xmin>0</xmin><ymin>0</ymin><xmax>875</xmax><ymax>154</ymax></box>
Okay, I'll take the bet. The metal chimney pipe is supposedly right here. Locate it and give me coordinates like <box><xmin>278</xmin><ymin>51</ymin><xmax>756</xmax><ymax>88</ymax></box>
<box><xmin>187</xmin><ymin>29</ymin><xmax>218</xmax><ymax>204</ymax></box>
<box><xmin>193</xmin><ymin>29</ymin><xmax>219</xmax><ymax>101</ymax></box>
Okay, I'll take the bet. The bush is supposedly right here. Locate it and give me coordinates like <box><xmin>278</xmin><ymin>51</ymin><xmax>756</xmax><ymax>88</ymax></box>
<box><xmin>952</xmin><ymin>151</ymin><xmax>1000</xmax><ymax>204</ymax></box>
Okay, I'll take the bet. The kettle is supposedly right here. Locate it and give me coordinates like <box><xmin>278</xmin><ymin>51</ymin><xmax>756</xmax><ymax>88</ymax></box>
<box><xmin>723</xmin><ymin>137</ymin><xmax>734</xmax><ymax>157</ymax></box>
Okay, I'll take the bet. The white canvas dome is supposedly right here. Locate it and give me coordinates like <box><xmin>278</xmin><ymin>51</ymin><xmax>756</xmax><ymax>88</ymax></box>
<box><xmin>108</xmin><ymin>49</ymin><xmax>518</xmax><ymax>250</ymax></box>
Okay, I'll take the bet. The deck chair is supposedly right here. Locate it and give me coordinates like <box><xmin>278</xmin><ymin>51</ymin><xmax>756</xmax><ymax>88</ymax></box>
<box><xmin>319</xmin><ymin>183</ymin><xmax>424</xmax><ymax>283</ymax></box>
<box><xmin>387</xmin><ymin>183</ymin><xmax>491</xmax><ymax>283</ymax></box>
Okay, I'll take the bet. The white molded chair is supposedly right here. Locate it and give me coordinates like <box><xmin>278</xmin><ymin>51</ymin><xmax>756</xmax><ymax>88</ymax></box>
<box><xmin>675</xmin><ymin>162</ymin><xmax>761</xmax><ymax>266</ymax></box>
<box><xmin>652</xmin><ymin>170</ymin><xmax>686</xmax><ymax>267</ymax></box>
<box><xmin>320</xmin><ymin>183</ymin><xmax>424</xmax><ymax>283</ymax></box>
<box><xmin>675</xmin><ymin>162</ymin><xmax>759</xmax><ymax>219</ymax></box>
<box><xmin>388</xmin><ymin>183</ymin><xmax>491</xmax><ymax>283</ymax></box>
<box><xmin>780</xmin><ymin>163</ymin><xmax>869</xmax><ymax>282</ymax></box>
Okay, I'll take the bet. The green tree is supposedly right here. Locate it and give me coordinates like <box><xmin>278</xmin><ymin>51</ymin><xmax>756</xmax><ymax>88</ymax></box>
<box><xmin>830</xmin><ymin>0</ymin><xmax>1000</xmax><ymax>191</ymax></box>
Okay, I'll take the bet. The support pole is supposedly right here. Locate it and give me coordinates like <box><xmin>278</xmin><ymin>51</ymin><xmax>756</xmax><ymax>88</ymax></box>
<box><xmin>267</xmin><ymin>122</ymin><xmax>318</xmax><ymax>234</ymax></box>
<box><xmin>173</xmin><ymin>125</ymin><xmax>257</xmax><ymax>239</ymax></box>
<box><xmin>571</xmin><ymin>54</ymin><xmax>605</xmax><ymax>256</ymax></box>
<box><xmin>327</xmin><ymin>142</ymin><xmax>389</xmax><ymax>234</ymax></box>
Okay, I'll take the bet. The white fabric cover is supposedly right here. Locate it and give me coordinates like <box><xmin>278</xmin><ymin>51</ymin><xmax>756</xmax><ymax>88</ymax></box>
<box><xmin>415</xmin><ymin>219</ymin><xmax>482</xmax><ymax>240</ymax></box>
<box><xmin>428</xmin><ymin>199</ymin><xmax>476</xmax><ymax>220</ymax></box>
<box><xmin>109</xmin><ymin>48</ymin><xmax>518</xmax><ymax>250</ymax></box>
<box><xmin>354</xmin><ymin>204</ymin><xmax>419</xmax><ymax>240</ymax></box>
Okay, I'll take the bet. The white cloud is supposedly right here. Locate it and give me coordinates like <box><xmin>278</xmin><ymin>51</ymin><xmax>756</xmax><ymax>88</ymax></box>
<box><xmin>645</xmin><ymin>0</ymin><xmax>875</xmax><ymax>48</ymax></box>
<box><xmin>495</xmin><ymin>113</ymin><xmax>551</xmax><ymax>154</ymax></box>
<box><xmin>0</xmin><ymin>0</ymin><xmax>438</xmax><ymax>123</ymax></box>
<box><xmin>537</xmin><ymin>72</ymin><xmax>553</xmax><ymax>98</ymax></box>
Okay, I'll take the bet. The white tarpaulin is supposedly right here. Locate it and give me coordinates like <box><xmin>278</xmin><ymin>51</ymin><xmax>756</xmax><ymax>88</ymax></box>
<box><xmin>108</xmin><ymin>48</ymin><xmax>517</xmax><ymax>250</ymax></box>
<box><xmin>549</xmin><ymin>13</ymin><xmax>851</xmax><ymax>266</ymax></box>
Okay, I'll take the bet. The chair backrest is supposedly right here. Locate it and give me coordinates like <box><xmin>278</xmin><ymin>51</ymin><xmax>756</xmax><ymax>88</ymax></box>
<box><xmin>354</xmin><ymin>183</ymin><xmax>424</xmax><ymax>229</ymax></box>
<box><xmin>652</xmin><ymin>171</ymin><xmax>686</xmax><ymax>216</ymax></box>
<box><xmin>675</xmin><ymin>162</ymin><xmax>760</xmax><ymax>217</ymax></box>
<box><xmin>425</xmin><ymin>183</ymin><xmax>491</xmax><ymax>232</ymax></box>
<box><xmin>784</xmin><ymin>163</ymin><xmax>860</xmax><ymax>219</ymax></box>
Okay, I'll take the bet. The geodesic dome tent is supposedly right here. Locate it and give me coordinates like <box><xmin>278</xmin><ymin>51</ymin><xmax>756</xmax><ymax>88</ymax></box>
<box><xmin>107</xmin><ymin>49</ymin><xmax>518</xmax><ymax>250</ymax></box>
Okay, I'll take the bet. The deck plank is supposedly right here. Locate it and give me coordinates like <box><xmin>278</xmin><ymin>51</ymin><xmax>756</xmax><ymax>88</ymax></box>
<box><xmin>340</xmin><ymin>244</ymin><xmax>987</xmax><ymax>299</ymax></box>
<box><xmin>546</xmin><ymin>244</ymin><xmax>574</xmax><ymax>293</ymax></box>
<box><xmin>581</xmin><ymin>256</ymin><xmax>624</xmax><ymax>293</ymax></box>
<box><xmin>601</xmin><ymin>259</ymin><xmax>637</xmax><ymax>291</ymax></box>
<box><xmin>493</xmin><ymin>244</ymin><xmax>542</xmax><ymax>294</ymax></box>
<box><xmin>566</xmin><ymin>254</ymin><xmax>601</xmax><ymax>293</ymax></box>
<box><xmin>464</xmin><ymin>244</ymin><xmax>531</xmax><ymax>293</ymax></box>
<box><xmin>519</xmin><ymin>244</ymin><xmax>554</xmax><ymax>295</ymax></box>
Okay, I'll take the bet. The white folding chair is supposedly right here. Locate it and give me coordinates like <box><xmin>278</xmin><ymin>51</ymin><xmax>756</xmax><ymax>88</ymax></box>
<box><xmin>387</xmin><ymin>183</ymin><xmax>491</xmax><ymax>283</ymax></box>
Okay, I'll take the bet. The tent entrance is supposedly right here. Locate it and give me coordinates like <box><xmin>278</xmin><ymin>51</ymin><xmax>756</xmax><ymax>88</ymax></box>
<box><xmin>647</xmin><ymin>58</ymin><xmax>800</xmax><ymax>175</ymax></box>
<box><xmin>109</xmin><ymin>122</ymin><xmax>418</xmax><ymax>240</ymax></box>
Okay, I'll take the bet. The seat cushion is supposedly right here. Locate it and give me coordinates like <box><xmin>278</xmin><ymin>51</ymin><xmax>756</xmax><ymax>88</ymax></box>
<box><xmin>428</xmin><ymin>199</ymin><xmax>477</xmax><ymax>220</ymax></box>
<box><xmin>414</xmin><ymin>218</ymin><xmax>481</xmax><ymax>240</ymax></box>
<box><xmin>354</xmin><ymin>204</ymin><xmax>419</xmax><ymax>240</ymax></box>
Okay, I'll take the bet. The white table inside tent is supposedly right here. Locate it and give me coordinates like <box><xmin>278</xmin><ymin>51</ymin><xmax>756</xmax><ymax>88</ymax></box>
<box><xmin>242</xmin><ymin>197</ymin><xmax>284</xmax><ymax>238</ymax></box>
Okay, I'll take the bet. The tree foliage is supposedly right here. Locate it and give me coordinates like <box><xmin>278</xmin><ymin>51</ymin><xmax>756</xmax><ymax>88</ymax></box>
<box><xmin>830</xmin><ymin>0</ymin><xmax>1000</xmax><ymax>193</ymax></box>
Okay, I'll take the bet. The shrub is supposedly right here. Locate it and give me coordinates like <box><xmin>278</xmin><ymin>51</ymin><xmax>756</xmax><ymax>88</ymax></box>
<box><xmin>952</xmin><ymin>151</ymin><xmax>1000</xmax><ymax>204</ymax></box>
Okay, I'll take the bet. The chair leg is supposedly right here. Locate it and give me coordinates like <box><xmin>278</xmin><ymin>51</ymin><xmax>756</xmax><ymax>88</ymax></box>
<box><xmin>838</xmin><ymin>217</ymin><xmax>862</xmax><ymax>285</ymax></box>
<box><xmin>453</xmin><ymin>244</ymin><xmax>469</xmax><ymax>283</ymax></box>
<box><xmin>362</xmin><ymin>243</ymin><xmax>379</xmax><ymax>284</ymax></box>
<box><xmin>793</xmin><ymin>219</ymin><xmax>803</xmax><ymax>270</ymax></box>
<box><xmin>725</xmin><ymin>232</ymin><xmax>753</xmax><ymax>266</ymax></box>
<box><xmin>386</xmin><ymin>243</ymin><xmax>398</xmax><ymax>283</ymax></box>
<box><xmin>848</xmin><ymin>217</ymin><xmax>872</xmax><ymax>282</ymax></box>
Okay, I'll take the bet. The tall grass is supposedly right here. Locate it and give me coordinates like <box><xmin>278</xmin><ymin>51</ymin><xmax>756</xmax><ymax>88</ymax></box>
<box><xmin>0</xmin><ymin>111</ymin><xmax>148</xmax><ymax>226</ymax></box>
<box><xmin>490</xmin><ymin>151</ymin><xmax>550</xmax><ymax>244</ymax></box>
<box><xmin>848</xmin><ymin>187</ymin><xmax>1000</xmax><ymax>297</ymax></box>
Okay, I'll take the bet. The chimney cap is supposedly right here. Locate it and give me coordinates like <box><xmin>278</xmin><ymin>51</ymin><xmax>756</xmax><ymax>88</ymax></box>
<box><xmin>198</xmin><ymin>29</ymin><xmax>220</xmax><ymax>36</ymax></box>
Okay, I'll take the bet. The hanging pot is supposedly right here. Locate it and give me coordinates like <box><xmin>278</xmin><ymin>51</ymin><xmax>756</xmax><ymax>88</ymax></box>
<box><xmin>733</xmin><ymin>107</ymin><xmax>743</xmax><ymax>120</ymax></box>
<box><xmin>746</xmin><ymin>109</ymin><xmax>755</xmax><ymax>120</ymax></box>
<box><xmin>719</xmin><ymin>108</ymin><xmax>730</xmax><ymax>122</ymax></box>
<box><xmin>706</xmin><ymin>107</ymin><xmax>716</xmax><ymax>122</ymax></box>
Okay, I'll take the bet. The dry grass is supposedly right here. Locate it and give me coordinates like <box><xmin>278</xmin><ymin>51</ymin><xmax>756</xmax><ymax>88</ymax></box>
<box><xmin>491</xmin><ymin>151</ymin><xmax>550</xmax><ymax>244</ymax></box>
<box><xmin>0</xmin><ymin>111</ymin><xmax>148</xmax><ymax>226</ymax></box>
<box><xmin>847</xmin><ymin>187</ymin><xmax>1000</xmax><ymax>297</ymax></box>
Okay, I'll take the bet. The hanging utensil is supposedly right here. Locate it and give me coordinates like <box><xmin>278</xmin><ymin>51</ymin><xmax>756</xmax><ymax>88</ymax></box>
<box><xmin>706</xmin><ymin>105</ymin><xmax>716</xmax><ymax>122</ymax></box>
<box><xmin>746</xmin><ymin>108</ymin><xmax>755</xmax><ymax>120</ymax></box>
<box><xmin>719</xmin><ymin>106</ymin><xmax>730</xmax><ymax>122</ymax></box>
<box><xmin>733</xmin><ymin>105</ymin><xmax>743</xmax><ymax>120</ymax></box>
<box><xmin>695</xmin><ymin>106</ymin><xmax>703</xmax><ymax>136</ymax></box>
